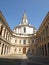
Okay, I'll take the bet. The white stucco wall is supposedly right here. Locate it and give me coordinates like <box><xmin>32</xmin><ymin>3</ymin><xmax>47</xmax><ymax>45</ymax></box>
<box><xmin>14</xmin><ymin>26</ymin><xmax>34</xmax><ymax>34</ymax></box>
<box><xmin>11</xmin><ymin>37</ymin><xmax>15</xmax><ymax>44</ymax></box>
<box><xmin>11</xmin><ymin>36</ymin><xmax>31</xmax><ymax>45</ymax></box>
<box><xmin>10</xmin><ymin>47</ymin><xmax>15</xmax><ymax>54</ymax></box>
<box><xmin>11</xmin><ymin>47</ymin><xmax>29</xmax><ymax>54</ymax></box>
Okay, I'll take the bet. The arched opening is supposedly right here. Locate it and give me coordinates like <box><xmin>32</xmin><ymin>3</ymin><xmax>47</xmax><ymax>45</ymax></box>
<box><xmin>32</xmin><ymin>49</ymin><xmax>34</xmax><ymax>54</ymax></box>
<box><xmin>0</xmin><ymin>25</ymin><xmax>3</xmax><ymax>35</ymax></box>
<box><xmin>42</xmin><ymin>45</ymin><xmax>44</xmax><ymax>56</ymax></box>
<box><xmin>24</xmin><ymin>27</ymin><xmax>26</xmax><ymax>33</ymax></box>
<box><xmin>44</xmin><ymin>44</ymin><xmax>47</xmax><ymax>56</ymax></box>
<box><xmin>23</xmin><ymin>47</ymin><xmax>26</xmax><ymax>54</ymax></box>
<box><xmin>48</xmin><ymin>43</ymin><xmax>49</xmax><ymax>56</ymax></box>
<box><xmin>1</xmin><ymin>44</ymin><xmax>4</xmax><ymax>55</ymax></box>
<box><xmin>4</xmin><ymin>29</ymin><xmax>6</xmax><ymax>38</ymax></box>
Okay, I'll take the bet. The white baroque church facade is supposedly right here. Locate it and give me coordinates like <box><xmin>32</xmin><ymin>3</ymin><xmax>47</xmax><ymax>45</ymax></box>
<box><xmin>0</xmin><ymin>11</ymin><xmax>36</xmax><ymax>56</ymax></box>
<box><xmin>11</xmin><ymin>12</ymin><xmax>36</xmax><ymax>54</ymax></box>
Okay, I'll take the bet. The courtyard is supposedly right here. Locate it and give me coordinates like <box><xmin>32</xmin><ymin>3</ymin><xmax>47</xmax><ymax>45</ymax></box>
<box><xmin>0</xmin><ymin>54</ymin><xmax>49</xmax><ymax>65</ymax></box>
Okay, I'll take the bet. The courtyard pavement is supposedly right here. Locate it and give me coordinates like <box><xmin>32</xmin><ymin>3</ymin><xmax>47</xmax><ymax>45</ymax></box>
<box><xmin>0</xmin><ymin>54</ymin><xmax>49</xmax><ymax>65</ymax></box>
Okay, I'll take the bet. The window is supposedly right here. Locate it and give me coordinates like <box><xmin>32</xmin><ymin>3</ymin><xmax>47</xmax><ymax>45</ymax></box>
<box><xmin>15</xmin><ymin>40</ymin><xmax>17</xmax><ymax>43</ymax></box>
<box><xmin>32</xmin><ymin>40</ymin><xmax>34</xmax><ymax>43</ymax></box>
<box><xmin>15</xmin><ymin>48</ymin><xmax>16</xmax><ymax>51</ymax></box>
<box><xmin>19</xmin><ymin>48</ymin><xmax>21</xmax><ymax>51</ymax></box>
<box><xmin>0</xmin><ymin>42</ymin><xmax>1</xmax><ymax>46</ymax></box>
<box><xmin>28</xmin><ymin>40</ymin><xmax>30</xmax><ymax>43</ymax></box>
<box><xmin>19</xmin><ymin>40</ymin><xmax>21</xmax><ymax>43</ymax></box>
<box><xmin>23</xmin><ymin>40</ymin><xmax>26</xmax><ymax>44</ymax></box>
<box><xmin>24</xmin><ymin>27</ymin><xmax>26</xmax><ymax>33</ymax></box>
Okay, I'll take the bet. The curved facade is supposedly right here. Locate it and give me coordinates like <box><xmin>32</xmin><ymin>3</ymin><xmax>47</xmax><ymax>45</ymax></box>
<box><xmin>0</xmin><ymin>11</ymin><xmax>36</xmax><ymax>56</ymax></box>
<box><xmin>11</xmin><ymin>12</ymin><xmax>36</xmax><ymax>54</ymax></box>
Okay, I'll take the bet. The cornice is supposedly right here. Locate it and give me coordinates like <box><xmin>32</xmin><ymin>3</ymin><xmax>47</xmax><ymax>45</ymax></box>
<box><xmin>13</xmin><ymin>24</ymin><xmax>36</xmax><ymax>30</ymax></box>
<box><xmin>0</xmin><ymin>11</ymin><xmax>12</xmax><ymax>34</ymax></box>
<box><xmin>37</xmin><ymin>12</ymin><xmax>49</xmax><ymax>34</ymax></box>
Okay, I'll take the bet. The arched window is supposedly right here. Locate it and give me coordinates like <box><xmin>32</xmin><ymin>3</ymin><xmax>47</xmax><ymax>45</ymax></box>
<box><xmin>24</xmin><ymin>27</ymin><xmax>26</xmax><ymax>33</ymax></box>
<box><xmin>23</xmin><ymin>40</ymin><xmax>26</xmax><ymax>44</ymax></box>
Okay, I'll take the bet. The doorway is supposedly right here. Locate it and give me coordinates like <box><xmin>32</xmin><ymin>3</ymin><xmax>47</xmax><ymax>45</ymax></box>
<box><xmin>23</xmin><ymin>48</ymin><xmax>26</xmax><ymax>54</ymax></box>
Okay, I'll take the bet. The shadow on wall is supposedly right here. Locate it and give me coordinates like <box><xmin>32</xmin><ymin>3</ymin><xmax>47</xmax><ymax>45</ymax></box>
<box><xmin>26</xmin><ymin>45</ymin><xmax>35</xmax><ymax>59</ymax></box>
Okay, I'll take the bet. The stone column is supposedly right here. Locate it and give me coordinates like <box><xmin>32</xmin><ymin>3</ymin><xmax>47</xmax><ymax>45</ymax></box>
<box><xmin>7</xmin><ymin>32</ymin><xmax>8</xmax><ymax>40</ymax></box>
<box><xmin>8</xmin><ymin>33</ymin><xmax>9</xmax><ymax>41</ymax></box>
<box><xmin>5</xmin><ymin>30</ymin><xmax>7</xmax><ymax>39</ymax></box>
<box><xmin>2</xmin><ymin>27</ymin><xmax>5</xmax><ymax>37</ymax></box>
<box><xmin>9</xmin><ymin>34</ymin><xmax>10</xmax><ymax>42</ymax></box>
<box><xmin>5</xmin><ymin>45</ymin><xmax>7</xmax><ymax>55</ymax></box>
<box><xmin>6</xmin><ymin>31</ymin><xmax>9</xmax><ymax>41</ymax></box>
<box><xmin>2</xmin><ymin>44</ymin><xmax>5</xmax><ymax>55</ymax></box>
<box><xmin>4</xmin><ymin>45</ymin><xmax>6</xmax><ymax>55</ymax></box>
<box><xmin>7</xmin><ymin>46</ymin><xmax>9</xmax><ymax>54</ymax></box>
<box><xmin>9</xmin><ymin>34</ymin><xmax>11</xmax><ymax>41</ymax></box>
<box><xmin>8</xmin><ymin>46</ymin><xmax>10</xmax><ymax>55</ymax></box>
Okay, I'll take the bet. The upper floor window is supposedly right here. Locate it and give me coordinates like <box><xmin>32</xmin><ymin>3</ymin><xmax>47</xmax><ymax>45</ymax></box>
<box><xmin>32</xmin><ymin>40</ymin><xmax>34</xmax><ymax>43</ymax></box>
<box><xmin>28</xmin><ymin>40</ymin><xmax>30</xmax><ymax>43</ymax></box>
<box><xmin>23</xmin><ymin>40</ymin><xmax>26</xmax><ymax>44</ymax></box>
<box><xmin>15</xmin><ymin>40</ymin><xmax>17</xmax><ymax>43</ymax></box>
<box><xmin>15</xmin><ymin>48</ymin><xmax>16</xmax><ymax>51</ymax></box>
<box><xmin>19</xmin><ymin>40</ymin><xmax>21</xmax><ymax>43</ymax></box>
<box><xmin>24</xmin><ymin>27</ymin><xmax>26</xmax><ymax>33</ymax></box>
<box><xmin>19</xmin><ymin>48</ymin><xmax>21</xmax><ymax>52</ymax></box>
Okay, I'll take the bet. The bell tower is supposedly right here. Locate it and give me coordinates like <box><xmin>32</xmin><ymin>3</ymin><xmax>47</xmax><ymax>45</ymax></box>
<box><xmin>21</xmin><ymin>12</ymin><xmax>29</xmax><ymax>25</ymax></box>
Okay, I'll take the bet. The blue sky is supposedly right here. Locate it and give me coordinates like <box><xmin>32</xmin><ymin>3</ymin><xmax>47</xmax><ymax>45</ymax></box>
<box><xmin>0</xmin><ymin>0</ymin><xmax>49</xmax><ymax>30</ymax></box>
